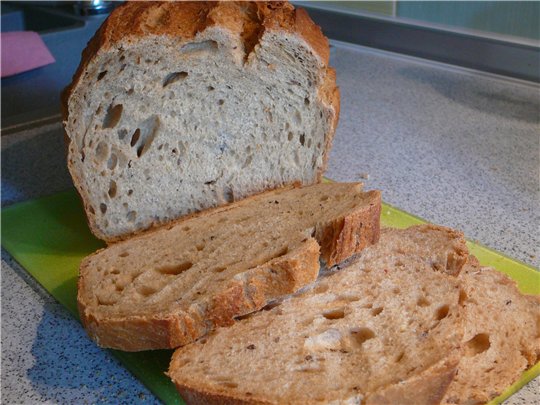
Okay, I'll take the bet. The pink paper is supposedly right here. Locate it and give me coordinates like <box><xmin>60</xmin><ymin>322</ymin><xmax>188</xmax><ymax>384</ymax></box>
<box><xmin>1</xmin><ymin>31</ymin><xmax>55</xmax><ymax>78</ymax></box>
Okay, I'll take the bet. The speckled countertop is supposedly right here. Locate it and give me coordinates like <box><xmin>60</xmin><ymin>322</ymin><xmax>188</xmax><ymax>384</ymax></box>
<box><xmin>2</xmin><ymin>41</ymin><xmax>539</xmax><ymax>404</ymax></box>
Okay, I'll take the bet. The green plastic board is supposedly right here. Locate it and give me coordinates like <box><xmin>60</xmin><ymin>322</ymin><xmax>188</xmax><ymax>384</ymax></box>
<box><xmin>2</xmin><ymin>189</ymin><xmax>539</xmax><ymax>404</ymax></box>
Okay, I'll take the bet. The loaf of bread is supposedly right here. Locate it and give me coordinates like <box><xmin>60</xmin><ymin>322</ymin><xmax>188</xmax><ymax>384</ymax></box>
<box><xmin>443</xmin><ymin>258</ymin><xmax>540</xmax><ymax>404</ymax></box>
<box><xmin>168</xmin><ymin>225</ymin><xmax>468</xmax><ymax>404</ymax></box>
<box><xmin>62</xmin><ymin>1</ymin><xmax>339</xmax><ymax>242</ymax></box>
<box><xmin>78</xmin><ymin>183</ymin><xmax>380</xmax><ymax>351</ymax></box>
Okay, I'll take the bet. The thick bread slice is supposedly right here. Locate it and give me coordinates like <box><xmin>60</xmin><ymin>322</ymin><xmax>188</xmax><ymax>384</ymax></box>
<box><xmin>443</xmin><ymin>258</ymin><xmax>540</xmax><ymax>404</ymax></box>
<box><xmin>168</xmin><ymin>225</ymin><xmax>468</xmax><ymax>404</ymax></box>
<box><xmin>78</xmin><ymin>183</ymin><xmax>381</xmax><ymax>351</ymax></box>
<box><xmin>62</xmin><ymin>1</ymin><xmax>339</xmax><ymax>242</ymax></box>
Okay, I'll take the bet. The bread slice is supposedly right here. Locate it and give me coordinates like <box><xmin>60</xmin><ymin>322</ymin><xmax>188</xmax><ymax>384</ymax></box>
<box><xmin>168</xmin><ymin>225</ymin><xmax>468</xmax><ymax>404</ymax></box>
<box><xmin>62</xmin><ymin>1</ymin><xmax>339</xmax><ymax>242</ymax></box>
<box><xmin>78</xmin><ymin>183</ymin><xmax>381</xmax><ymax>351</ymax></box>
<box><xmin>443</xmin><ymin>258</ymin><xmax>540</xmax><ymax>404</ymax></box>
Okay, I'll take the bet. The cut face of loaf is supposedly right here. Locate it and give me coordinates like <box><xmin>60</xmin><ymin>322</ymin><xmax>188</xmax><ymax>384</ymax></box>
<box><xmin>63</xmin><ymin>1</ymin><xmax>339</xmax><ymax>242</ymax></box>
<box><xmin>443</xmin><ymin>260</ymin><xmax>540</xmax><ymax>405</ymax></box>
<box><xmin>78</xmin><ymin>183</ymin><xmax>381</xmax><ymax>351</ymax></box>
<box><xmin>169</xmin><ymin>225</ymin><xmax>469</xmax><ymax>405</ymax></box>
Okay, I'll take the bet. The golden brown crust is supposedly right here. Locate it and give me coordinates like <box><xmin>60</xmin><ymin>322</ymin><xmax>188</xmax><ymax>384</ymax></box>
<box><xmin>317</xmin><ymin>190</ymin><xmax>381</xmax><ymax>266</ymax></box>
<box><xmin>62</xmin><ymin>1</ymin><xmax>339</xmax><ymax>243</ymax></box>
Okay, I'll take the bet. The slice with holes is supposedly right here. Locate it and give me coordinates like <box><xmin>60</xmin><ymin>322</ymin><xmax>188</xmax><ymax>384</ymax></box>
<box><xmin>62</xmin><ymin>1</ymin><xmax>339</xmax><ymax>242</ymax></box>
<box><xmin>78</xmin><ymin>182</ymin><xmax>381</xmax><ymax>351</ymax></box>
<box><xmin>168</xmin><ymin>224</ymin><xmax>467</xmax><ymax>404</ymax></box>
<box><xmin>442</xmin><ymin>259</ymin><xmax>540</xmax><ymax>405</ymax></box>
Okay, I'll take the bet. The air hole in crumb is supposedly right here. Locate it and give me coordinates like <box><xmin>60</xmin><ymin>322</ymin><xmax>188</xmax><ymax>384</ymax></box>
<box><xmin>138</xmin><ymin>285</ymin><xmax>157</xmax><ymax>297</ymax></box>
<box><xmin>417</xmin><ymin>297</ymin><xmax>430</xmax><ymax>307</ymax></box>
<box><xmin>103</xmin><ymin>104</ymin><xmax>123</xmax><ymax>128</ymax></box>
<box><xmin>118</xmin><ymin>128</ymin><xmax>127</xmax><ymax>140</ymax></box>
<box><xmin>97</xmin><ymin>71</ymin><xmax>107</xmax><ymax>81</ymax></box>
<box><xmin>183</xmin><ymin>226</ymin><xmax>190</xmax><ymax>232</ymax></box>
<box><xmin>294</xmin><ymin>110</ymin><xmax>301</xmax><ymax>125</ymax></box>
<box><xmin>95</xmin><ymin>141</ymin><xmax>108</xmax><ymax>162</ymax></box>
<box><xmin>371</xmin><ymin>307</ymin><xmax>383</xmax><ymax>316</ymax></box>
<box><xmin>130</xmin><ymin>129</ymin><xmax>141</xmax><ymax>147</ymax></box>
<box><xmin>108</xmin><ymin>180</ymin><xmax>117</xmax><ymax>198</ymax></box>
<box><xmin>100</xmin><ymin>203</ymin><xmax>107</xmax><ymax>214</ymax></box>
<box><xmin>119</xmin><ymin>252</ymin><xmax>129</xmax><ymax>258</ymax></box>
<box><xmin>299</xmin><ymin>134</ymin><xmax>305</xmax><ymax>146</ymax></box>
<box><xmin>339</xmin><ymin>293</ymin><xmax>360</xmax><ymax>302</ymax></box>
<box><xmin>320</xmin><ymin>195</ymin><xmax>329</xmax><ymax>202</ymax></box>
<box><xmin>157</xmin><ymin>261</ymin><xmax>193</xmax><ymax>275</ymax></box>
<box><xmin>163</xmin><ymin>71</ymin><xmax>188</xmax><ymax>87</ymax></box>
<box><xmin>207</xmin><ymin>85</ymin><xmax>215</xmax><ymax>91</ymax></box>
<box><xmin>350</xmin><ymin>327</ymin><xmax>375</xmax><ymax>346</ymax></box>
<box><xmin>288</xmin><ymin>132</ymin><xmax>293</xmax><ymax>141</ymax></box>
<box><xmin>395</xmin><ymin>351</ymin><xmax>405</xmax><ymax>363</ymax></box>
<box><xmin>107</xmin><ymin>153</ymin><xmax>118</xmax><ymax>170</ymax></box>
<box><xmin>127</xmin><ymin>211</ymin><xmax>137</xmax><ymax>222</ymax></box>
<box><xmin>218</xmin><ymin>99</ymin><xmax>224</xmax><ymax>105</ymax></box>
<box><xmin>180</xmin><ymin>40</ymin><xmax>218</xmax><ymax>53</ymax></box>
<box><xmin>196</xmin><ymin>244</ymin><xmax>205</xmax><ymax>251</ymax></box>
<box><xmin>213</xmin><ymin>267</ymin><xmax>226</xmax><ymax>273</ymax></box>
<box><xmin>127</xmin><ymin>189</ymin><xmax>133</xmax><ymax>196</ymax></box>
<box><xmin>459</xmin><ymin>289</ymin><xmax>468</xmax><ymax>304</ymax></box>
<box><xmin>464</xmin><ymin>333</ymin><xmax>490</xmax><ymax>356</ymax></box>
<box><xmin>133</xmin><ymin>116</ymin><xmax>160</xmax><ymax>157</ymax></box>
<box><xmin>323</xmin><ymin>308</ymin><xmax>345</xmax><ymax>320</ymax></box>
<box><xmin>304</xmin><ymin>97</ymin><xmax>310</xmax><ymax>106</ymax></box>
<box><xmin>435</xmin><ymin>304</ymin><xmax>450</xmax><ymax>320</ymax></box>
<box><xmin>88</xmin><ymin>205</ymin><xmax>95</xmax><ymax>214</ymax></box>
<box><xmin>393</xmin><ymin>287</ymin><xmax>401</xmax><ymax>294</ymax></box>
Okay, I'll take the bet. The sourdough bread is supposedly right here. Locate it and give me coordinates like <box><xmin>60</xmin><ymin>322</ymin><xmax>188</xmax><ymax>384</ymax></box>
<box><xmin>63</xmin><ymin>1</ymin><xmax>339</xmax><ymax>242</ymax></box>
<box><xmin>78</xmin><ymin>183</ymin><xmax>380</xmax><ymax>351</ymax></box>
<box><xmin>168</xmin><ymin>225</ymin><xmax>468</xmax><ymax>404</ymax></box>
<box><xmin>443</xmin><ymin>259</ymin><xmax>540</xmax><ymax>404</ymax></box>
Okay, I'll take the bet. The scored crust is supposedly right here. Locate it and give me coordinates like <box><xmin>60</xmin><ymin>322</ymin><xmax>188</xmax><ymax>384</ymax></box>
<box><xmin>61</xmin><ymin>1</ymin><xmax>340</xmax><ymax>243</ymax></box>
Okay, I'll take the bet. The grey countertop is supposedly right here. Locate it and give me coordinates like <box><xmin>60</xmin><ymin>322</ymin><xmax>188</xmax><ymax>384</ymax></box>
<box><xmin>2</xmin><ymin>41</ymin><xmax>539</xmax><ymax>404</ymax></box>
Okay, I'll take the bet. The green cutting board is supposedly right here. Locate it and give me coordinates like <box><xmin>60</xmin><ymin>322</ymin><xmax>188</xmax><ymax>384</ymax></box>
<box><xmin>2</xmin><ymin>189</ymin><xmax>539</xmax><ymax>404</ymax></box>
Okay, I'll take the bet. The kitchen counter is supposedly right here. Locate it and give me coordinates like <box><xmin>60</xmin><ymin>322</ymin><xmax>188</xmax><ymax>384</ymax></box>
<box><xmin>2</xmin><ymin>41</ymin><xmax>539</xmax><ymax>404</ymax></box>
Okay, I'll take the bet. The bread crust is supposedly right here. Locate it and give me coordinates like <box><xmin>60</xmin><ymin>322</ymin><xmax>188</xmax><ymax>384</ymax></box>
<box><xmin>317</xmin><ymin>189</ymin><xmax>381</xmax><ymax>266</ymax></box>
<box><xmin>62</xmin><ymin>1</ymin><xmax>339</xmax><ymax>243</ymax></box>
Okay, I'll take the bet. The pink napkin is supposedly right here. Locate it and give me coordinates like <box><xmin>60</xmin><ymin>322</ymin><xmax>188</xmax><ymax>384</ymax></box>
<box><xmin>1</xmin><ymin>31</ymin><xmax>55</xmax><ymax>78</ymax></box>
